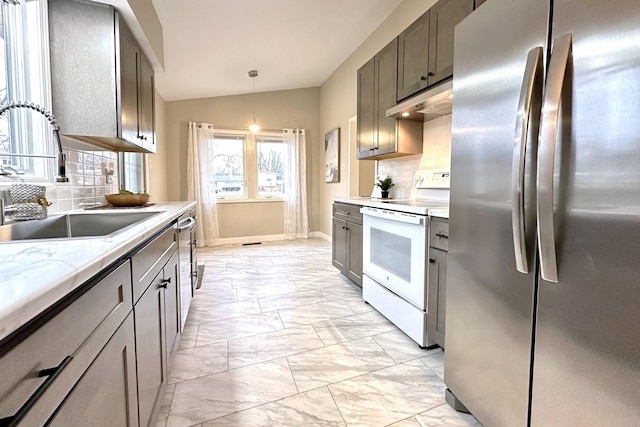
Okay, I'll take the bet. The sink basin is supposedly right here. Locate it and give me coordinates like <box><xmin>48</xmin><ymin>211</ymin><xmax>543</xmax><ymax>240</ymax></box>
<box><xmin>0</xmin><ymin>211</ymin><xmax>162</xmax><ymax>242</ymax></box>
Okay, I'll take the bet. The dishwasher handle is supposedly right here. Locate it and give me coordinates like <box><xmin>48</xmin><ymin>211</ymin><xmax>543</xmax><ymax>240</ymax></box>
<box><xmin>177</xmin><ymin>217</ymin><xmax>196</xmax><ymax>231</ymax></box>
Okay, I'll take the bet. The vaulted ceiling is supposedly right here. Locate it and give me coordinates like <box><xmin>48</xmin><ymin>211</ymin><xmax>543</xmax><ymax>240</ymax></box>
<box><xmin>150</xmin><ymin>0</ymin><xmax>402</xmax><ymax>101</ymax></box>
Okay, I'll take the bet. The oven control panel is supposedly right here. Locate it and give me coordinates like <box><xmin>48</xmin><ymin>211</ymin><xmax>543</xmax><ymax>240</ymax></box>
<box><xmin>413</xmin><ymin>169</ymin><xmax>450</xmax><ymax>189</ymax></box>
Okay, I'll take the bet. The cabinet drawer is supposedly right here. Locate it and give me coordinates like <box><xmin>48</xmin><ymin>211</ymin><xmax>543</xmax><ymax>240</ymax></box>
<box><xmin>429</xmin><ymin>218</ymin><xmax>449</xmax><ymax>251</ymax></box>
<box><xmin>0</xmin><ymin>261</ymin><xmax>132</xmax><ymax>425</ymax></box>
<box><xmin>131</xmin><ymin>226</ymin><xmax>177</xmax><ymax>303</ymax></box>
<box><xmin>333</xmin><ymin>203</ymin><xmax>363</xmax><ymax>225</ymax></box>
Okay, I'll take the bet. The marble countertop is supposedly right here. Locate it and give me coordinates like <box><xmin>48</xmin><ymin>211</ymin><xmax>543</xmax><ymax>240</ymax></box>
<box><xmin>333</xmin><ymin>197</ymin><xmax>449</xmax><ymax>216</ymax></box>
<box><xmin>0</xmin><ymin>201</ymin><xmax>196</xmax><ymax>343</ymax></box>
<box><xmin>427</xmin><ymin>208</ymin><xmax>449</xmax><ymax>219</ymax></box>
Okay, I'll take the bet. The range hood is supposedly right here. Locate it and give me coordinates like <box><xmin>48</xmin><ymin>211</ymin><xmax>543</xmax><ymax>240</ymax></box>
<box><xmin>386</xmin><ymin>79</ymin><xmax>453</xmax><ymax>122</ymax></box>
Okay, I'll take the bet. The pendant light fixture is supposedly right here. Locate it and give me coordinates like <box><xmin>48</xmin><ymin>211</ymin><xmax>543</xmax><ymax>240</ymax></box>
<box><xmin>248</xmin><ymin>69</ymin><xmax>260</xmax><ymax>133</ymax></box>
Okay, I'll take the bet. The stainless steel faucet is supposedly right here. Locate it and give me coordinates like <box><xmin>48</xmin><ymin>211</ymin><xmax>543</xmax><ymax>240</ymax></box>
<box><xmin>0</xmin><ymin>102</ymin><xmax>69</xmax><ymax>183</ymax></box>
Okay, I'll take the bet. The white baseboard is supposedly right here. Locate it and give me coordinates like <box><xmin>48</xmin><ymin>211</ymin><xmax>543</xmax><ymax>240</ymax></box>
<box><xmin>211</xmin><ymin>234</ymin><xmax>285</xmax><ymax>246</ymax></box>
<box><xmin>311</xmin><ymin>231</ymin><xmax>331</xmax><ymax>242</ymax></box>
<box><xmin>210</xmin><ymin>232</ymin><xmax>329</xmax><ymax>246</ymax></box>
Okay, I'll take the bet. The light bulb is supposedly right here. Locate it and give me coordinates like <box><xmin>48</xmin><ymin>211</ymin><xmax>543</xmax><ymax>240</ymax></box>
<box><xmin>249</xmin><ymin>121</ymin><xmax>260</xmax><ymax>133</ymax></box>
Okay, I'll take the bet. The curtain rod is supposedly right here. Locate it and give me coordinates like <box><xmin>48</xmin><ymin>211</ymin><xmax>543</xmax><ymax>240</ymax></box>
<box><xmin>208</xmin><ymin>125</ymin><xmax>284</xmax><ymax>133</ymax></box>
<box><xmin>195</xmin><ymin>124</ymin><xmax>304</xmax><ymax>134</ymax></box>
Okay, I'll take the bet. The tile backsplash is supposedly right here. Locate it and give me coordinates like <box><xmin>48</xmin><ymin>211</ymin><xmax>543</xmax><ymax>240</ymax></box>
<box><xmin>377</xmin><ymin>114</ymin><xmax>452</xmax><ymax>201</ymax></box>
<box><xmin>1</xmin><ymin>147</ymin><xmax>119</xmax><ymax>214</ymax></box>
<box><xmin>377</xmin><ymin>154</ymin><xmax>421</xmax><ymax>199</ymax></box>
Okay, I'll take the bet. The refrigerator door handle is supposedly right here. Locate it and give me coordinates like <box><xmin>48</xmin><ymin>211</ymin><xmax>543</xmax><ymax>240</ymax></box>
<box><xmin>537</xmin><ymin>33</ymin><xmax>572</xmax><ymax>283</ymax></box>
<box><xmin>512</xmin><ymin>46</ymin><xmax>543</xmax><ymax>274</ymax></box>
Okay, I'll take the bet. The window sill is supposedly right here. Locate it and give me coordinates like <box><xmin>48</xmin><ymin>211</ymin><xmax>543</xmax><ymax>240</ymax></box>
<box><xmin>215</xmin><ymin>198</ymin><xmax>284</xmax><ymax>204</ymax></box>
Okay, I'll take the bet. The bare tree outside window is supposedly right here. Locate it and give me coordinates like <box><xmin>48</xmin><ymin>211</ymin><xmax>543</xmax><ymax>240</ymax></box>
<box><xmin>210</xmin><ymin>135</ymin><xmax>245</xmax><ymax>198</ymax></box>
<box><xmin>257</xmin><ymin>138</ymin><xmax>285</xmax><ymax>198</ymax></box>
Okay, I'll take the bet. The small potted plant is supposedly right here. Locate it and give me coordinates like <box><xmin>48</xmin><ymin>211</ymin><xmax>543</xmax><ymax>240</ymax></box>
<box><xmin>376</xmin><ymin>176</ymin><xmax>395</xmax><ymax>199</ymax></box>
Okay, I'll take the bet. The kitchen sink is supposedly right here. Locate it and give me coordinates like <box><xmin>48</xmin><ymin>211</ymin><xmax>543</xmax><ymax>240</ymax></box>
<box><xmin>0</xmin><ymin>211</ymin><xmax>161</xmax><ymax>242</ymax></box>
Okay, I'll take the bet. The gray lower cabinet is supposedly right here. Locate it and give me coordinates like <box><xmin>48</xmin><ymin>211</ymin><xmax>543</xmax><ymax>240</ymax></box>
<box><xmin>427</xmin><ymin>218</ymin><xmax>449</xmax><ymax>349</ymax></box>
<box><xmin>332</xmin><ymin>203</ymin><xmax>363</xmax><ymax>287</ymax></box>
<box><xmin>132</xmin><ymin>226</ymin><xmax>179</xmax><ymax>427</ymax></box>
<box><xmin>164</xmin><ymin>251</ymin><xmax>181</xmax><ymax>371</ymax></box>
<box><xmin>135</xmin><ymin>270</ymin><xmax>167</xmax><ymax>427</ymax></box>
<box><xmin>0</xmin><ymin>261</ymin><xmax>134</xmax><ymax>426</ymax></box>
<box><xmin>49</xmin><ymin>313</ymin><xmax>138</xmax><ymax>427</ymax></box>
<box><xmin>0</xmin><ymin>220</ymin><xmax>185</xmax><ymax>427</ymax></box>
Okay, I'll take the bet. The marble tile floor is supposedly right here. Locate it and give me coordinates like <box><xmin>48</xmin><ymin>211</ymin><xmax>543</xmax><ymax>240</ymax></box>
<box><xmin>157</xmin><ymin>238</ymin><xmax>481</xmax><ymax>427</ymax></box>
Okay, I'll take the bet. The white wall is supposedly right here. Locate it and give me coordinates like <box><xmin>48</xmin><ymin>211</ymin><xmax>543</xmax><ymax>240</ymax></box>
<box><xmin>316</xmin><ymin>0</ymin><xmax>439</xmax><ymax>236</ymax></box>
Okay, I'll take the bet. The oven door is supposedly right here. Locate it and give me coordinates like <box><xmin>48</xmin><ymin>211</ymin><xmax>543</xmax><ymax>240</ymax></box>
<box><xmin>362</xmin><ymin>207</ymin><xmax>428</xmax><ymax>309</ymax></box>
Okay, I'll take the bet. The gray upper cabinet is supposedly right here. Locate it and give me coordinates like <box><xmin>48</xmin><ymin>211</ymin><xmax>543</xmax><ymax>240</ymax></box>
<box><xmin>375</xmin><ymin>39</ymin><xmax>400</xmax><ymax>157</ymax></box>
<box><xmin>120</xmin><ymin>25</ymin><xmax>141</xmax><ymax>146</ymax></box>
<box><xmin>49</xmin><ymin>0</ymin><xmax>156</xmax><ymax>153</ymax></box>
<box><xmin>396</xmin><ymin>0</ymin><xmax>473</xmax><ymax>101</ymax></box>
<box><xmin>139</xmin><ymin>56</ymin><xmax>156</xmax><ymax>152</ymax></box>
<box><xmin>397</xmin><ymin>10</ymin><xmax>430</xmax><ymax>101</ymax></box>
<box><xmin>357</xmin><ymin>57</ymin><xmax>376</xmax><ymax>159</ymax></box>
<box><xmin>357</xmin><ymin>39</ymin><xmax>422</xmax><ymax>160</ymax></box>
<box><xmin>475</xmin><ymin>0</ymin><xmax>487</xmax><ymax>7</ymax></box>
<box><xmin>427</xmin><ymin>0</ymin><xmax>474</xmax><ymax>86</ymax></box>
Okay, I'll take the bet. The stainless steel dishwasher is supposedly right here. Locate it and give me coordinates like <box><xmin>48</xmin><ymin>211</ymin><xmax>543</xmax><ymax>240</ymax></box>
<box><xmin>177</xmin><ymin>211</ymin><xmax>197</xmax><ymax>331</ymax></box>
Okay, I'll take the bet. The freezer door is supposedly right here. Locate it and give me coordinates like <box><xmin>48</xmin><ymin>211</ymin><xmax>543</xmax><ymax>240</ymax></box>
<box><xmin>445</xmin><ymin>0</ymin><xmax>549</xmax><ymax>425</ymax></box>
<box><xmin>531</xmin><ymin>1</ymin><xmax>640</xmax><ymax>424</ymax></box>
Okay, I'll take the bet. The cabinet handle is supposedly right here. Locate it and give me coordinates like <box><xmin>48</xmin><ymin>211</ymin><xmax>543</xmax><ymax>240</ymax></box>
<box><xmin>435</xmin><ymin>232</ymin><xmax>449</xmax><ymax>239</ymax></box>
<box><xmin>427</xmin><ymin>72</ymin><xmax>434</xmax><ymax>77</ymax></box>
<box><xmin>429</xmin><ymin>258</ymin><xmax>436</xmax><ymax>264</ymax></box>
<box><xmin>337</xmin><ymin>211</ymin><xmax>351</xmax><ymax>215</ymax></box>
<box><xmin>159</xmin><ymin>278</ymin><xmax>171</xmax><ymax>289</ymax></box>
<box><xmin>420</xmin><ymin>75</ymin><xmax>427</xmax><ymax>80</ymax></box>
<box><xmin>341</xmin><ymin>226</ymin><xmax>347</xmax><ymax>230</ymax></box>
<box><xmin>0</xmin><ymin>356</ymin><xmax>73</xmax><ymax>427</ymax></box>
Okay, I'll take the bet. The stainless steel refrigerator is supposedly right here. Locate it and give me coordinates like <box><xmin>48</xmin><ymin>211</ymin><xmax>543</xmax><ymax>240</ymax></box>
<box><xmin>445</xmin><ymin>0</ymin><xmax>640</xmax><ymax>425</ymax></box>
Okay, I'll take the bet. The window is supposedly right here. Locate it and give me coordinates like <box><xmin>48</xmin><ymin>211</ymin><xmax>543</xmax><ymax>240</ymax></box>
<box><xmin>208</xmin><ymin>130</ymin><xmax>285</xmax><ymax>200</ymax></box>
<box><xmin>210</xmin><ymin>133</ymin><xmax>246</xmax><ymax>198</ymax></box>
<box><xmin>0</xmin><ymin>0</ymin><xmax>54</xmax><ymax>180</ymax></box>
<box><xmin>256</xmin><ymin>135</ymin><xmax>285</xmax><ymax>198</ymax></box>
<box><xmin>120</xmin><ymin>152</ymin><xmax>146</xmax><ymax>193</ymax></box>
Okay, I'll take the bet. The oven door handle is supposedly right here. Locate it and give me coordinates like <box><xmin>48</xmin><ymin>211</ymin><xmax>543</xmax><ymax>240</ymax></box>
<box><xmin>360</xmin><ymin>207</ymin><xmax>425</xmax><ymax>225</ymax></box>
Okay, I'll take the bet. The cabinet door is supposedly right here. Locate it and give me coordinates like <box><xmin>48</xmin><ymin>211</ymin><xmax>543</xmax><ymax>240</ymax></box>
<box><xmin>134</xmin><ymin>272</ymin><xmax>166</xmax><ymax>427</ymax></box>
<box><xmin>375</xmin><ymin>38</ymin><xmax>399</xmax><ymax>157</ymax></box>
<box><xmin>119</xmin><ymin>25</ymin><xmax>140</xmax><ymax>144</ymax></box>
<box><xmin>346</xmin><ymin>222</ymin><xmax>363</xmax><ymax>287</ymax></box>
<box><xmin>164</xmin><ymin>251</ymin><xmax>181</xmax><ymax>371</ymax></box>
<box><xmin>397</xmin><ymin>10</ymin><xmax>430</xmax><ymax>101</ymax></box>
<box><xmin>427</xmin><ymin>248</ymin><xmax>447</xmax><ymax>348</ymax></box>
<box><xmin>49</xmin><ymin>314</ymin><xmax>138</xmax><ymax>427</ymax></box>
<box><xmin>357</xmin><ymin>57</ymin><xmax>376</xmax><ymax>159</ymax></box>
<box><xmin>332</xmin><ymin>217</ymin><xmax>348</xmax><ymax>273</ymax></box>
<box><xmin>139</xmin><ymin>54</ymin><xmax>156</xmax><ymax>153</ymax></box>
<box><xmin>427</xmin><ymin>0</ymin><xmax>474</xmax><ymax>86</ymax></box>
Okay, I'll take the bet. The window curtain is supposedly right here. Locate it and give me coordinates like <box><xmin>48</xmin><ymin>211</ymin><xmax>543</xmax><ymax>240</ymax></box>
<box><xmin>283</xmin><ymin>128</ymin><xmax>309</xmax><ymax>240</ymax></box>
<box><xmin>187</xmin><ymin>122</ymin><xmax>220</xmax><ymax>246</ymax></box>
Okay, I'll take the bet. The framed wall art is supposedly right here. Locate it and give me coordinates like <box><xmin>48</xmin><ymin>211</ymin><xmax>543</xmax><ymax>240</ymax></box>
<box><xmin>324</xmin><ymin>127</ymin><xmax>340</xmax><ymax>183</ymax></box>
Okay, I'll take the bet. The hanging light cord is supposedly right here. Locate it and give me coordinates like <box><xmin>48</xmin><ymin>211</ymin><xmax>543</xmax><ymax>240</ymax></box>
<box><xmin>252</xmin><ymin>77</ymin><xmax>256</xmax><ymax>123</ymax></box>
